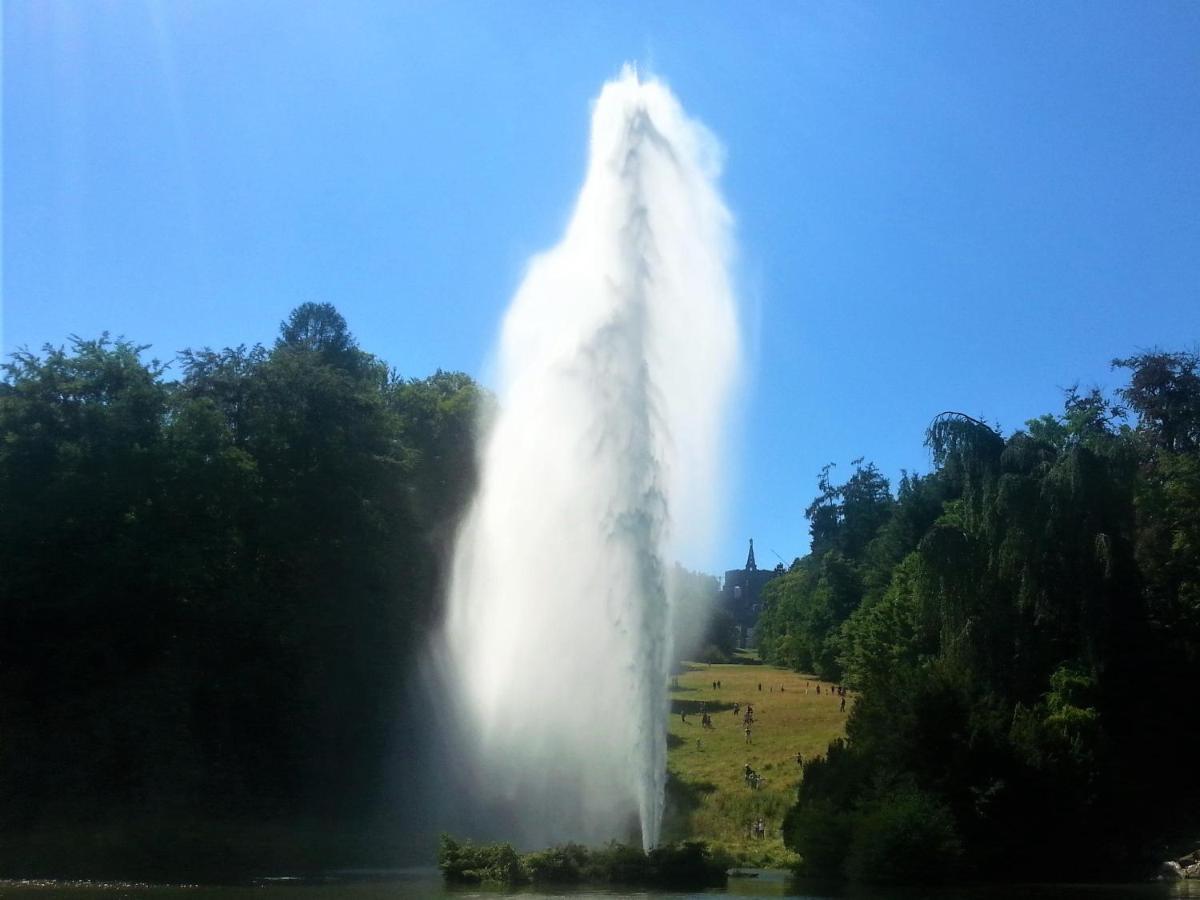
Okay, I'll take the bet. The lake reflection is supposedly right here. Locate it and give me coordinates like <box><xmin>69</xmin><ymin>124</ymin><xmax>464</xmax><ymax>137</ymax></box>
<box><xmin>2</xmin><ymin>871</ymin><xmax>1199</xmax><ymax>900</ymax></box>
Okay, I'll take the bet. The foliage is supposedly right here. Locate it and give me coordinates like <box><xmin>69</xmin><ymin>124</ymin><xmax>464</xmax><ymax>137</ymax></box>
<box><xmin>436</xmin><ymin>835</ymin><xmax>728</xmax><ymax>888</ymax></box>
<box><xmin>524</xmin><ymin>842</ymin><xmax>590</xmax><ymax>883</ymax></box>
<box><xmin>757</xmin><ymin>460</ymin><xmax>895</xmax><ymax>680</ymax></box>
<box><xmin>0</xmin><ymin>310</ymin><xmax>483</xmax><ymax>870</ymax></box>
<box><xmin>773</xmin><ymin>354</ymin><xmax>1200</xmax><ymax>883</ymax></box>
<box><xmin>437</xmin><ymin>834</ymin><xmax>527</xmax><ymax>885</ymax></box>
<box><xmin>1113</xmin><ymin>350</ymin><xmax>1200</xmax><ymax>452</ymax></box>
<box><xmin>644</xmin><ymin>840</ymin><xmax>733</xmax><ymax>887</ymax></box>
<box><xmin>843</xmin><ymin>787</ymin><xmax>962</xmax><ymax>883</ymax></box>
<box><xmin>4</xmin><ymin>313</ymin><xmax>1199</xmax><ymax>886</ymax></box>
<box><xmin>783</xmin><ymin>769</ymin><xmax>962</xmax><ymax>883</ymax></box>
<box><xmin>583</xmin><ymin>841</ymin><xmax>654</xmax><ymax>884</ymax></box>
<box><xmin>780</xmin><ymin>740</ymin><xmax>859</xmax><ymax>877</ymax></box>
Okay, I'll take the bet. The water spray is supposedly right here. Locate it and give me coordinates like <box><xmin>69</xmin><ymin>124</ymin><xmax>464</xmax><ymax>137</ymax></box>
<box><xmin>440</xmin><ymin>66</ymin><xmax>740</xmax><ymax>851</ymax></box>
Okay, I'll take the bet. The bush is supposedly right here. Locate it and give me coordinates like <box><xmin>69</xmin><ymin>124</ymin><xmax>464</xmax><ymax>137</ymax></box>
<box><xmin>524</xmin><ymin>842</ymin><xmax>589</xmax><ymax>883</ymax></box>
<box><xmin>647</xmin><ymin>840</ymin><xmax>732</xmax><ymax>888</ymax></box>
<box><xmin>783</xmin><ymin>738</ymin><xmax>863</xmax><ymax>877</ymax></box>
<box><xmin>697</xmin><ymin>643</ymin><xmax>729</xmax><ymax>664</ymax></box>
<box><xmin>583</xmin><ymin>841</ymin><xmax>653</xmax><ymax>883</ymax></box>
<box><xmin>437</xmin><ymin>835</ymin><xmax>730</xmax><ymax>888</ymax></box>
<box><xmin>843</xmin><ymin>788</ymin><xmax>962</xmax><ymax>884</ymax></box>
<box><xmin>437</xmin><ymin>834</ymin><xmax>527</xmax><ymax>885</ymax></box>
<box><xmin>782</xmin><ymin>797</ymin><xmax>853</xmax><ymax>878</ymax></box>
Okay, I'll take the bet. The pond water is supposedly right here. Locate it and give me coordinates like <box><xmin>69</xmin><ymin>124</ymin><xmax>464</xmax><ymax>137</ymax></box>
<box><xmin>2</xmin><ymin>870</ymin><xmax>1199</xmax><ymax>900</ymax></box>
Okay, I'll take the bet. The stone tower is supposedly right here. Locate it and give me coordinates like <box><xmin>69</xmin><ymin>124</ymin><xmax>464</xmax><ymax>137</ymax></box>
<box><xmin>721</xmin><ymin>538</ymin><xmax>778</xmax><ymax>647</ymax></box>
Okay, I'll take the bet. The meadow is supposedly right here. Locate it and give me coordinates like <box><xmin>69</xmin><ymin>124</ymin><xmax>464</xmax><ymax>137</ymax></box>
<box><xmin>664</xmin><ymin>656</ymin><xmax>850</xmax><ymax>868</ymax></box>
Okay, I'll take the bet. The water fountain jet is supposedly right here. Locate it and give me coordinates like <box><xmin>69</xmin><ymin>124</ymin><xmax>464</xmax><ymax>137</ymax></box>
<box><xmin>440</xmin><ymin>66</ymin><xmax>739</xmax><ymax>851</ymax></box>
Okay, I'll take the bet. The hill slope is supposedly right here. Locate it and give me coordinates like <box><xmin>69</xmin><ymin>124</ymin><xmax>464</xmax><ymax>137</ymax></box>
<box><xmin>664</xmin><ymin>659</ymin><xmax>849</xmax><ymax>867</ymax></box>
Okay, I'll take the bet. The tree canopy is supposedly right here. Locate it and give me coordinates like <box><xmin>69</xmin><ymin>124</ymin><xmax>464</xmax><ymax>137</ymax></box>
<box><xmin>768</xmin><ymin>351</ymin><xmax>1200</xmax><ymax>883</ymax></box>
<box><xmin>0</xmin><ymin>308</ymin><xmax>484</xmax><ymax>877</ymax></box>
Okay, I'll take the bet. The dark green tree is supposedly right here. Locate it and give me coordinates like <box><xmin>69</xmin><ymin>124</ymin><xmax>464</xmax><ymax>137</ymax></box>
<box><xmin>782</xmin><ymin>366</ymin><xmax>1200</xmax><ymax>883</ymax></box>
<box><xmin>0</xmin><ymin>308</ymin><xmax>485</xmax><ymax>877</ymax></box>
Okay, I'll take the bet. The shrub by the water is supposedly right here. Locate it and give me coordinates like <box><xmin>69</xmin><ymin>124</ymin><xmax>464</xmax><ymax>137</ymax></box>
<box><xmin>646</xmin><ymin>840</ymin><xmax>734</xmax><ymax>888</ymax></box>
<box><xmin>437</xmin><ymin>835</ymin><xmax>526</xmax><ymax>885</ymax></box>
<box><xmin>783</xmin><ymin>788</ymin><xmax>961</xmax><ymax>884</ymax></box>
<box><xmin>437</xmin><ymin>835</ymin><xmax>729</xmax><ymax>888</ymax></box>
<box><xmin>843</xmin><ymin>789</ymin><xmax>962</xmax><ymax>883</ymax></box>
<box><xmin>524</xmin><ymin>842</ymin><xmax>589</xmax><ymax>883</ymax></box>
<box><xmin>583</xmin><ymin>841</ymin><xmax>652</xmax><ymax>884</ymax></box>
<box><xmin>782</xmin><ymin>797</ymin><xmax>852</xmax><ymax>879</ymax></box>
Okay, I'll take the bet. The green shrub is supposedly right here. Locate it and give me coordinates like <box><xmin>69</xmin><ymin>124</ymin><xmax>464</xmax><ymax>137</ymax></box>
<box><xmin>843</xmin><ymin>788</ymin><xmax>962</xmax><ymax>884</ymax></box>
<box><xmin>783</xmin><ymin>740</ymin><xmax>862</xmax><ymax>878</ymax></box>
<box><xmin>524</xmin><ymin>842</ymin><xmax>589</xmax><ymax>883</ymax></box>
<box><xmin>437</xmin><ymin>834</ymin><xmax>528</xmax><ymax>885</ymax></box>
<box><xmin>437</xmin><ymin>835</ymin><xmax>730</xmax><ymax>889</ymax></box>
<box><xmin>782</xmin><ymin>797</ymin><xmax>853</xmax><ymax>878</ymax></box>
<box><xmin>697</xmin><ymin>643</ymin><xmax>729</xmax><ymax>664</ymax></box>
<box><xmin>583</xmin><ymin>841</ymin><xmax>653</xmax><ymax>883</ymax></box>
<box><xmin>647</xmin><ymin>840</ymin><xmax>732</xmax><ymax>887</ymax></box>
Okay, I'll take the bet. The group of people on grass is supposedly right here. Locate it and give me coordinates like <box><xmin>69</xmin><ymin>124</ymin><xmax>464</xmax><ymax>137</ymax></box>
<box><xmin>805</xmin><ymin>680</ymin><xmax>850</xmax><ymax>712</ymax></box>
<box><xmin>681</xmin><ymin>703</ymin><xmax>718</xmax><ymax>729</ymax></box>
<box><xmin>742</xmin><ymin>762</ymin><xmax>764</xmax><ymax>790</ymax></box>
<box><xmin>747</xmin><ymin>817</ymin><xmax>767</xmax><ymax>840</ymax></box>
<box><xmin>682</xmin><ymin>679</ymin><xmax>848</xmax><ymax>750</ymax></box>
<box><xmin>684</xmin><ymin>675</ymin><xmax>843</xmax><ymax>848</ymax></box>
<box><xmin>728</xmin><ymin>702</ymin><xmax>753</xmax><ymax>741</ymax></box>
<box><xmin>677</xmin><ymin>672</ymin><xmax>844</xmax><ymax>848</ymax></box>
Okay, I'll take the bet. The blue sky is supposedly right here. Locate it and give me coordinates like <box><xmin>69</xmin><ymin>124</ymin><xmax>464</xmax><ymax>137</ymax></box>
<box><xmin>5</xmin><ymin>1</ymin><xmax>1199</xmax><ymax>573</ymax></box>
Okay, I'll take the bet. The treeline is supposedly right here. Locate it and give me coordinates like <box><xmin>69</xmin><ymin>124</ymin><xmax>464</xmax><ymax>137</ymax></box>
<box><xmin>0</xmin><ymin>303</ymin><xmax>483</xmax><ymax>875</ymax></box>
<box><xmin>757</xmin><ymin>351</ymin><xmax>1200</xmax><ymax>883</ymax></box>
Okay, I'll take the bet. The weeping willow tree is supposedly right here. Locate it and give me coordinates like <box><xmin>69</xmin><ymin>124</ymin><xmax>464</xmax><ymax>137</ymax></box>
<box><xmin>784</xmin><ymin>372</ymin><xmax>1199</xmax><ymax>884</ymax></box>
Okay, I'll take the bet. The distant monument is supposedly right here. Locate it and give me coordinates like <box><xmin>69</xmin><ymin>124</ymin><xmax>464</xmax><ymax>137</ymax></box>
<box><xmin>720</xmin><ymin>539</ymin><xmax>779</xmax><ymax>648</ymax></box>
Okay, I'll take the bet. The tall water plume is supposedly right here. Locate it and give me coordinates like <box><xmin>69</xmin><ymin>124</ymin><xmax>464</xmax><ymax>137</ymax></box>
<box><xmin>440</xmin><ymin>67</ymin><xmax>739</xmax><ymax>851</ymax></box>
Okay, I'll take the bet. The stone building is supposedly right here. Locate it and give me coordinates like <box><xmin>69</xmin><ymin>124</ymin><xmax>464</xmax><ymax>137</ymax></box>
<box><xmin>720</xmin><ymin>539</ymin><xmax>779</xmax><ymax>647</ymax></box>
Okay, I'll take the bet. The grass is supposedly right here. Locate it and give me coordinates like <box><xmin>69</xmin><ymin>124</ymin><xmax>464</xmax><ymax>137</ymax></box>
<box><xmin>664</xmin><ymin>659</ymin><xmax>851</xmax><ymax>868</ymax></box>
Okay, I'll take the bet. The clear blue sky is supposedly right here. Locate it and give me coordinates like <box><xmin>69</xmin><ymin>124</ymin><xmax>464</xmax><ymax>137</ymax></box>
<box><xmin>5</xmin><ymin>2</ymin><xmax>1199</xmax><ymax>573</ymax></box>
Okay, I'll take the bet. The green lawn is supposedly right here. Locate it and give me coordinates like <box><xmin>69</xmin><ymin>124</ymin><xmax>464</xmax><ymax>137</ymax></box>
<box><xmin>664</xmin><ymin>660</ymin><xmax>850</xmax><ymax>867</ymax></box>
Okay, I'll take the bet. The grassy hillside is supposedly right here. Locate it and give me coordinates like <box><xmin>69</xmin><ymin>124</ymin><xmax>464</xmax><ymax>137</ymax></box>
<box><xmin>664</xmin><ymin>658</ymin><xmax>850</xmax><ymax>867</ymax></box>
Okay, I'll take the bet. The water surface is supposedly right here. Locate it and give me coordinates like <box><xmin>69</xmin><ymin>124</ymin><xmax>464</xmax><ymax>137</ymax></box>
<box><xmin>3</xmin><ymin>870</ymin><xmax>1198</xmax><ymax>900</ymax></box>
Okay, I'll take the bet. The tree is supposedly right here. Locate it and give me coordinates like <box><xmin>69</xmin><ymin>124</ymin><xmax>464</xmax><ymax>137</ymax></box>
<box><xmin>277</xmin><ymin>301</ymin><xmax>361</xmax><ymax>370</ymax></box>
<box><xmin>783</xmin><ymin>366</ymin><xmax>1200</xmax><ymax>883</ymax></box>
<box><xmin>759</xmin><ymin>459</ymin><xmax>893</xmax><ymax>679</ymax></box>
<box><xmin>1113</xmin><ymin>350</ymin><xmax>1200</xmax><ymax>454</ymax></box>
<box><xmin>0</xmin><ymin>307</ymin><xmax>487</xmax><ymax>876</ymax></box>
